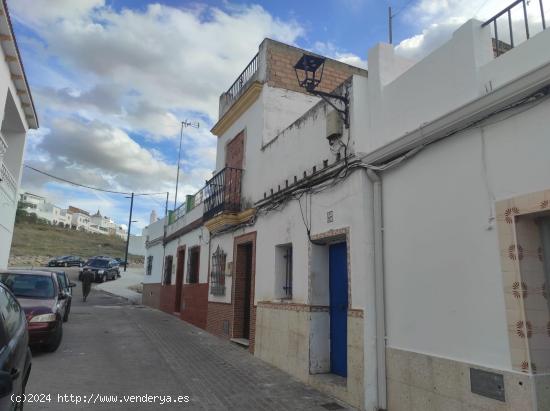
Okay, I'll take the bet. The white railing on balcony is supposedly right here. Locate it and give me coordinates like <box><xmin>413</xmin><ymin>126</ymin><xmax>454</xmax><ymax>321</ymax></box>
<box><xmin>0</xmin><ymin>162</ymin><xmax>17</xmax><ymax>200</ymax></box>
<box><xmin>0</xmin><ymin>132</ymin><xmax>7</xmax><ymax>156</ymax></box>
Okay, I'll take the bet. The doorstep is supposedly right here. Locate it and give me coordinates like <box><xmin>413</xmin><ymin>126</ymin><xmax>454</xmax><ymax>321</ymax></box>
<box><xmin>230</xmin><ymin>338</ymin><xmax>250</xmax><ymax>348</ymax></box>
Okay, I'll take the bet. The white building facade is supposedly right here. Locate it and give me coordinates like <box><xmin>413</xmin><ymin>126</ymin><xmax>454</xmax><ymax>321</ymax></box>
<box><xmin>0</xmin><ymin>2</ymin><xmax>39</xmax><ymax>269</ymax></box>
<box><xmin>360</xmin><ymin>16</ymin><xmax>550</xmax><ymax>411</ymax></box>
<box><xmin>142</xmin><ymin>4</ymin><xmax>550</xmax><ymax>410</ymax></box>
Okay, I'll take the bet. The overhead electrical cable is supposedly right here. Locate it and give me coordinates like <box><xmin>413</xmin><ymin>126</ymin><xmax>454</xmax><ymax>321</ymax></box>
<box><xmin>24</xmin><ymin>164</ymin><xmax>168</xmax><ymax>197</ymax></box>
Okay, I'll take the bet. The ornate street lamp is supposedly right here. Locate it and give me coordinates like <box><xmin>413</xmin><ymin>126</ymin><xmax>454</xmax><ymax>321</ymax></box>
<box><xmin>293</xmin><ymin>53</ymin><xmax>350</xmax><ymax>128</ymax></box>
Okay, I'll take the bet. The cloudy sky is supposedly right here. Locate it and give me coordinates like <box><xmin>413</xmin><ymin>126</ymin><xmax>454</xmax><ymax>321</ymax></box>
<box><xmin>8</xmin><ymin>0</ymin><xmax>528</xmax><ymax>233</ymax></box>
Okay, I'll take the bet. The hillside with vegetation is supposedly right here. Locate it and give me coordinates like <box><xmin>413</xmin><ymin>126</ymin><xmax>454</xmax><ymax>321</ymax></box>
<box><xmin>9</xmin><ymin>221</ymin><xmax>142</xmax><ymax>267</ymax></box>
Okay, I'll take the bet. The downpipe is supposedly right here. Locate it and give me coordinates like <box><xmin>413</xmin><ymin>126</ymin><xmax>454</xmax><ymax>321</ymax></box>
<box><xmin>366</xmin><ymin>169</ymin><xmax>387</xmax><ymax>411</ymax></box>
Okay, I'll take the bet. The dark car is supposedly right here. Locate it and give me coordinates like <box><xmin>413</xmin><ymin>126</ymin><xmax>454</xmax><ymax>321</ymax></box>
<box><xmin>0</xmin><ymin>282</ymin><xmax>32</xmax><ymax>411</ymax></box>
<box><xmin>0</xmin><ymin>270</ymin><xmax>66</xmax><ymax>352</ymax></box>
<box><xmin>47</xmin><ymin>255</ymin><xmax>85</xmax><ymax>268</ymax></box>
<box><xmin>79</xmin><ymin>258</ymin><xmax>119</xmax><ymax>283</ymax></box>
<box><xmin>114</xmin><ymin>258</ymin><xmax>127</xmax><ymax>269</ymax></box>
<box><xmin>52</xmin><ymin>271</ymin><xmax>75</xmax><ymax>322</ymax></box>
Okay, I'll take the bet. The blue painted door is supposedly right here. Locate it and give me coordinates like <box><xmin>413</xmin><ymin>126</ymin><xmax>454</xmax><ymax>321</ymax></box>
<box><xmin>329</xmin><ymin>242</ymin><xmax>348</xmax><ymax>377</ymax></box>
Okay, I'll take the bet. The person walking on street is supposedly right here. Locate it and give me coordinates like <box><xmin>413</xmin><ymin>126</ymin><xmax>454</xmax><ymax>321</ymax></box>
<box><xmin>81</xmin><ymin>270</ymin><xmax>93</xmax><ymax>302</ymax></box>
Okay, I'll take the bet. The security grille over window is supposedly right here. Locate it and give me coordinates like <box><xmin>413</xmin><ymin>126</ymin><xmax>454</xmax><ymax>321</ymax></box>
<box><xmin>186</xmin><ymin>247</ymin><xmax>200</xmax><ymax>284</ymax></box>
<box><xmin>146</xmin><ymin>256</ymin><xmax>153</xmax><ymax>276</ymax></box>
<box><xmin>283</xmin><ymin>247</ymin><xmax>293</xmax><ymax>298</ymax></box>
<box><xmin>210</xmin><ymin>246</ymin><xmax>226</xmax><ymax>296</ymax></box>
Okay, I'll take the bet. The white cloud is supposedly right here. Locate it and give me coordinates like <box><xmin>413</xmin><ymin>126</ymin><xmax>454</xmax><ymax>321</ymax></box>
<box><xmin>12</xmin><ymin>2</ymin><xmax>304</xmax><ymax>124</ymax></box>
<box><xmin>313</xmin><ymin>41</ymin><xmax>367</xmax><ymax>69</ymax></box>
<box><xmin>10</xmin><ymin>0</ymin><xmax>305</xmax><ymax>222</ymax></box>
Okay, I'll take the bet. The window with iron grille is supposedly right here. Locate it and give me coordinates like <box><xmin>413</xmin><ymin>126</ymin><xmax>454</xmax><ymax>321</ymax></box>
<box><xmin>163</xmin><ymin>255</ymin><xmax>173</xmax><ymax>285</ymax></box>
<box><xmin>146</xmin><ymin>256</ymin><xmax>153</xmax><ymax>276</ymax></box>
<box><xmin>186</xmin><ymin>246</ymin><xmax>200</xmax><ymax>283</ymax></box>
<box><xmin>276</xmin><ymin>244</ymin><xmax>292</xmax><ymax>299</ymax></box>
<box><xmin>210</xmin><ymin>245</ymin><xmax>226</xmax><ymax>296</ymax></box>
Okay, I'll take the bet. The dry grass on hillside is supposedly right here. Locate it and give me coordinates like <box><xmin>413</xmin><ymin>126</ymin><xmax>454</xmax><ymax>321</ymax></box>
<box><xmin>9</xmin><ymin>222</ymin><xmax>141</xmax><ymax>266</ymax></box>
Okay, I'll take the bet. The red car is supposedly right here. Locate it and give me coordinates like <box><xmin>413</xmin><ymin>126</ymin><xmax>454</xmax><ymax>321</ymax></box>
<box><xmin>0</xmin><ymin>270</ymin><xmax>67</xmax><ymax>352</ymax></box>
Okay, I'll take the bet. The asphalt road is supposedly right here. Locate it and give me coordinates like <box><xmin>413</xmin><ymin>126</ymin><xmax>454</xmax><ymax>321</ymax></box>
<box><xmin>22</xmin><ymin>277</ymin><xmax>352</xmax><ymax>411</ymax></box>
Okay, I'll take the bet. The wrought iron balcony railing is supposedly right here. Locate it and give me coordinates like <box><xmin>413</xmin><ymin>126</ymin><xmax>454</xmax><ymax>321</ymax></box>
<box><xmin>483</xmin><ymin>0</ymin><xmax>547</xmax><ymax>57</ymax></box>
<box><xmin>222</xmin><ymin>53</ymin><xmax>259</xmax><ymax>110</ymax></box>
<box><xmin>203</xmin><ymin>167</ymin><xmax>242</xmax><ymax>220</ymax></box>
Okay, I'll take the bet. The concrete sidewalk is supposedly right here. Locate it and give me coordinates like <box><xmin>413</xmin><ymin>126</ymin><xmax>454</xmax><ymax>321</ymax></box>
<box><xmin>95</xmin><ymin>266</ymin><xmax>143</xmax><ymax>304</ymax></box>
<box><xmin>27</xmin><ymin>290</ymin><xmax>353</xmax><ymax>411</ymax></box>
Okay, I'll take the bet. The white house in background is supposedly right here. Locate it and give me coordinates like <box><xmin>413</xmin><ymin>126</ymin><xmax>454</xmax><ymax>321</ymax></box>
<box><xmin>115</xmin><ymin>225</ymin><xmax>127</xmax><ymax>240</ymax></box>
<box><xmin>19</xmin><ymin>191</ymin><xmax>45</xmax><ymax>208</ymax></box>
<box><xmin>19</xmin><ymin>192</ymin><xmax>66</xmax><ymax>225</ymax></box>
<box><xmin>91</xmin><ymin>209</ymin><xmax>117</xmax><ymax>234</ymax></box>
<box><xmin>70</xmin><ymin>211</ymin><xmax>90</xmax><ymax>231</ymax></box>
<box><xmin>0</xmin><ymin>1</ymin><xmax>39</xmax><ymax>269</ymax></box>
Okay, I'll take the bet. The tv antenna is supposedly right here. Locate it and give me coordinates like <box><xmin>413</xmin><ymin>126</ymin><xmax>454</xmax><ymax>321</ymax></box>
<box><xmin>174</xmin><ymin>119</ymin><xmax>200</xmax><ymax>209</ymax></box>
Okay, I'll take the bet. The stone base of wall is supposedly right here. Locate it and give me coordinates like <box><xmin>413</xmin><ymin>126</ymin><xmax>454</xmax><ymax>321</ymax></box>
<box><xmin>255</xmin><ymin>304</ymin><xmax>364</xmax><ymax>409</ymax></box>
<box><xmin>142</xmin><ymin>283</ymin><xmax>161</xmax><ymax>309</ymax></box>
<box><xmin>387</xmin><ymin>347</ymin><xmax>550</xmax><ymax>411</ymax></box>
<box><xmin>206</xmin><ymin>302</ymin><xmax>233</xmax><ymax>339</ymax></box>
<box><xmin>180</xmin><ymin>283</ymin><xmax>208</xmax><ymax>329</ymax></box>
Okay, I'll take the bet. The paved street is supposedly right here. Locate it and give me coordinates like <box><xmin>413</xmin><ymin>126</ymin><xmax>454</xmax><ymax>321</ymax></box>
<box><xmin>95</xmin><ymin>266</ymin><xmax>143</xmax><ymax>304</ymax></box>
<box><xmin>25</xmin><ymin>280</ymin><xmax>352</xmax><ymax>411</ymax></box>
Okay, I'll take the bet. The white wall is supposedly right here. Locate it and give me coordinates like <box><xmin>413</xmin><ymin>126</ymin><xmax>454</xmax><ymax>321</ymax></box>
<box><xmin>0</xmin><ymin>46</ymin><xmax>29</xmax><ymax>269</ymax></box>
<box><xmin>215</xmin><ymin>84</ymin><xmax>319</xmax><ymax>205</ymax></box>
<box><xmin>163</xmin><ymin>225</ymin><xmax>210</xmax><ymax>285</ymax></box>
<box><xmin>382</xmin><ymin>93</ymin><xmax>550</xmax><ymax>372</ymax></box>
<box><xmin>142</xmin><ymin>217</ymin><xmax>165</xmax><ymax>284</ymax></box>
<box><xmin>128</xmin><ymin>235</ymin><xmax>145</xmax><ymax>257</ymax></box>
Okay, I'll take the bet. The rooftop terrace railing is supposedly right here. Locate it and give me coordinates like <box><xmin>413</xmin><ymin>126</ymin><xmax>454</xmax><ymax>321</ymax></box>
<box><xmin>483</xmin><ymin>0</ymin><xmax>547</xmax><ymax>57</ymax></box>
<box><xmin>172</xmin><ymin>186</ymin><xmax>206</xmax><ymax>224</ymax></box>
<box><xmin>222</xmin><ymin>53</ymin><xmax>259</xmax><ymax>108</ymax></box>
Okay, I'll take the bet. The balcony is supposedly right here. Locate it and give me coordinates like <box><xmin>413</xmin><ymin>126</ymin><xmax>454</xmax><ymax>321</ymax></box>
<box><xmin>0</xmin><ymin>162</ymin><xmax>17</xmax><ymax>200</ymax></box>
<box><xmin>219</xmin><ymin>53</ymin><xmax>259</xmax><ymax>117</ymax></box>
<box><xmin>0</xmin><ymin>132</ymin><xmax>7</xmax><ymax>156</ymax></box>
<box><xmin>483</xmin><ymin>0</ymin><xmax>548</xmax><ymax>58</ymax></box>
<box><xmin>165</xmin><ymin>187</ymin><xmax>205</xmax><ymax>238</ymax></box>
<box><xmin>203</xmin><ymin>167</ymin><xmax>242</xmax><ymax>221</ymax></box>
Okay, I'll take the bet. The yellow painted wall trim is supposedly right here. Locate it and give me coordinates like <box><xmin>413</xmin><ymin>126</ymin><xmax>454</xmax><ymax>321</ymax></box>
<box><xmin>205</xmin><ymin>208</ymin><xmax>256</xmax><ymax>233</ymax></box>
<box><xmin>211</xmin><ymin>82</ymin><xmax>263</xmax><ymax>137</ymax></box>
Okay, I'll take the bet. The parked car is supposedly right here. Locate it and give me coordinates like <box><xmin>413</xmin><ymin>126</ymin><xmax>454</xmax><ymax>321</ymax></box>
<box><xmin>114</xmin><ymin>258</ymin><xmax>127</xmax><ymax>269</ymax></box>
<box><xmin>49</xmin><ymin>271</ymin><xmax>75</xmax><ymax>322</ymax></box>
<box><xmin>0</xmin><ymin>282</ymin><xmax>32</xmax><ymax>411</ymax></box>
<box><xmin>47</xmin><ymin>255</ymin><xmax>85</xmax><ymax>268</ymax></box>
<box><xmin>79</xmin><ymin>258</ymin><xmax>119</xmax><ymax>283</ymax></box>
<box><xmin>0</xmin><ymin>270</ymin><xmax>66</xmax><ymax>352</ymax></box>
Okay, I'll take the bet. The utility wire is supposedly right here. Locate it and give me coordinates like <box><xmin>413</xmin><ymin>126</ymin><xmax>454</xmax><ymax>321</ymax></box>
<box><xmin>391</xmin><ymin>0</ymin><xmax>417</xmax><ymax>17</ymax></box>
<box><xmin>24</xmin><ymin>164</ymin><xmax>168</xmax><ymax>197</ymax></box>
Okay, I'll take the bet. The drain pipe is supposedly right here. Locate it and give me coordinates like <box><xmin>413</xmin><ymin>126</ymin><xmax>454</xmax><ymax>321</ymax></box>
<box><xmin>366</xmin><ymin>169</ymin><xmax>387</xmax><ymax>411</ymax></box>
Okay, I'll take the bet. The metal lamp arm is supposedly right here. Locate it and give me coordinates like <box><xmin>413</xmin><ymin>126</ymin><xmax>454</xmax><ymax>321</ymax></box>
<box><xmin>310</xmin><ymin>90</ymin><xmax>349</xmax><ymax>128</ymax></box>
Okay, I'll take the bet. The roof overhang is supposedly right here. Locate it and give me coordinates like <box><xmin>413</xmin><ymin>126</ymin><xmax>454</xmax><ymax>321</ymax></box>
<box><xmin>0</xmin><ymin>1</ymin><xmax>38</xmax><ymax>129</ymax></box>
